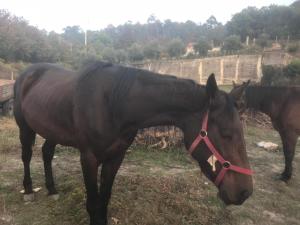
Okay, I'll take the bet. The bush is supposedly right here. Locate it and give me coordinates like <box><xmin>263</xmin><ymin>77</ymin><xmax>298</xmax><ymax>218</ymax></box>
<box><xmin>287</xmin><ymin>43</ymin><xmax>299</xmax><ymax>53</ymax></box>
<box><xmin>261</xmin><ymin>65</ymin><xmax>283</xmax><ymax>85</ymax></box>
<box><xmin>261</xmin><ymin>60</ymin><xmax>300</xmax><ymax>85</ymax></box>
<box><xmin>283</xmin><ymin>59</ymin><xmax>300</xmax><ymax>78</ymax></box>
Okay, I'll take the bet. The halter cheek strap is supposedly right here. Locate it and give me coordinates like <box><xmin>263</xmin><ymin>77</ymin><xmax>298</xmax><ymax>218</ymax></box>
<box><xmin>188</xmin><ymin>111</ymin><xmax>253</xmax><ymax>186</ymax></box>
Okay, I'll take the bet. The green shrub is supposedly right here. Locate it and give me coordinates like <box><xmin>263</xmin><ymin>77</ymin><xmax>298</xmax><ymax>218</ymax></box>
<box><xmin>283</xmin><ymin>59</ymin><xmax>300</xmax><ymax>78</ymax></box>
<box><xmin>287</xmin><ymin>43</ymin><xmax>299</xmax><ymax>53</ymax></box>
<box><xmin>261</xmin><ymin>60</ymin><xmax>300</xmax><ymax>85</ymax></box>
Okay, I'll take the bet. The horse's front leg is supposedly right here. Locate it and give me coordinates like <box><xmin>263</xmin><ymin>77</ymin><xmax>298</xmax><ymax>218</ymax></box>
<box><xmin>80</xmin><ymin>150</ymin><xmax>101</xmax><ymax>225</ymax></box>
<box><xmin>98</xmin><ymin>153</ymin><xmax>126</xmax><ymax>224</ymax></box>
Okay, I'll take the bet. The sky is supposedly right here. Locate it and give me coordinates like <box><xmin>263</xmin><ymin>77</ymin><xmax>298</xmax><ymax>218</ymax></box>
<box><xmin>0</xmin><ymin>0</ymin><xmax>295</xmax><ymax>33</ymax></box>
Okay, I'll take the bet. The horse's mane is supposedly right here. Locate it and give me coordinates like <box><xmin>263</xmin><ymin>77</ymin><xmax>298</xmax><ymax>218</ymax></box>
<box><xmin>77</xmin><ymin>61</ymin><xmax>238</xmax><ymax>120</ymax></box>
<box><xmin>78</xmin><ymin>61</ymin><xmax>113</xmax><ymax>79</ymax></box>
<box><xmin>78</xmin><ymin>61</ymin><xmax>202</xmax><ymax>112</ymax></box>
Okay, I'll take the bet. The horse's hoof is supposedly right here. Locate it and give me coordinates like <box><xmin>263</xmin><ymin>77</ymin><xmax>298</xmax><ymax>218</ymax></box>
<box><xmin>274</xmin><ymin>173</ymin><xmax>291</xmax><ymax>183</ymax></box>
<box><xmin>23</xmin><ymin>193</ymin><xmax>35</xmax><ymax>202</ymax></box>
<box><xmin>90</xmin><ymin>218</ymin><xmax>107</xmax><ymax>225</ymax></box>
<box><xmin>280</xmin><ymin>176</ymin><xmax>291</xmax><ymax>183</ymax></box>
<box><xmin>49</xmin><ymin>194</ymin><xmax>59</xmax><ymax>201</ymax></box>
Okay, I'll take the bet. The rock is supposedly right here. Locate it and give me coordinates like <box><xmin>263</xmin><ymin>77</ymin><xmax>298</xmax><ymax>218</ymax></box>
<box><xmin>33</xmin><ymin>187</ymin><xmax>42</xmax><ymax>193</ymax></box>
<box><xmin>23</xmin><ymin>193</ymin><xmax>35</xmax><ymax>202</ymax></box>
<box><xmin>0</xmin><ymin>215</ymin><xmax>12</xmax><ymax>223</ymax></box>
<box><xmin>49</xmin><ymin>194</ymin><xmax>60</xmax><ymax>201</ymax></box>
<box><xmin>257</xmin><ymin>141</ymin><xmax>278</xmax><ymax>151</ymax></box>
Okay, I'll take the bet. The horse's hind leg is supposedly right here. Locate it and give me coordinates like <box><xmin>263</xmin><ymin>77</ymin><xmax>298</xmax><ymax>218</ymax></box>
<box><xmin>19</xmin><ymin>126</ymin><xmax>36</xmax><ymax>200</ymax></box>
<box><xmin>42</xmin><ymin>140</ymin><xmax>58</xmax><ymax>197</ymax></box>
<box><xmin>279</xmin><ymin>129</ymin><xmax>298</xmax><ymax>181</ymax></box>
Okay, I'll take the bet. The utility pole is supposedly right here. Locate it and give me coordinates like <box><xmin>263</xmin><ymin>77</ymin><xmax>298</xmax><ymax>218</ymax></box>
<box><xmin>85</xmin><ymin>30</ymin><xmax>88</xmax><ymax>55</ymax></box>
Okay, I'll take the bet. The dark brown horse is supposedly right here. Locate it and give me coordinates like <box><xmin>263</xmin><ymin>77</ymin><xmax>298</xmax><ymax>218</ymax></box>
<box><xmin>14</xmin><ymin>62</ymin><xmax>253</xmax><ymax>225</ymax></box>
<box><xmin>231</xmin><ymin>83</ymin><xmax>300</xmax><ymax>181</ymax></box>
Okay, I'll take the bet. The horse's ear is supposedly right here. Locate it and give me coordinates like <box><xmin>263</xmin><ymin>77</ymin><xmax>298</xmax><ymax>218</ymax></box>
<box><xmin>206</xmin><ymin>73</ymin><xmax>218</xmax><ymax>99</ymax></box>
<box><xmin>232</xmin><ymin>80</ymin><xmax>237</xmax><ymax>88</ymax></box>
<box><xmin>229</xmin><ymin>80</ymin><xmax>250</xmax><ymax>101</ymax></box>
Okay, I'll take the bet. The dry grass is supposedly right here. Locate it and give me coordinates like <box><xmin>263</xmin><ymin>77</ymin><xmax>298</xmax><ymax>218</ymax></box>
<box><xmin>0</xmin><ymin>118</ymin><xmax>300</xmax><ymax>225</ymax></box>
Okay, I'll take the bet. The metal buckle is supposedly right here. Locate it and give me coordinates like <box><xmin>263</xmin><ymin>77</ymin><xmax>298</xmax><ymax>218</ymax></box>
<box><xmin>199</xmin><ymin>130</ymin><xmax>207</xmax><ymax>138</ymax></box>
<box><xmin>222</xmin><ymin>161</ymin><xmax>231</xmax><ymax>169</ymax></box>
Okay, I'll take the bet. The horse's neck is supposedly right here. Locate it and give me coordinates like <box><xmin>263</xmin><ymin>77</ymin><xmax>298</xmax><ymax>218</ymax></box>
<box><xmin>246</xmin><ymin>87</ymin><xmax>287</xmax><ymax>118</ymax></box>
<box><xmin>124</xmin><ymin>76</ymin><xmax>207</xmax><ymax>128</ymax></box>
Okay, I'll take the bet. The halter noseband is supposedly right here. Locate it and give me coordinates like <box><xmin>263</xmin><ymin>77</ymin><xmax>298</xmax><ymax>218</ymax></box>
<box><xmin>188</xmin><ymin>111</ymin><xmax>253</xmax><ymax>186</ymax></box>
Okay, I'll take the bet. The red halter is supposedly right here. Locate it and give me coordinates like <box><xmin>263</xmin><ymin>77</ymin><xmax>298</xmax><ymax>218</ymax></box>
<box><xmin>188</xmin><ymin>111</ymin><xmax>253</xmax><ymax>186</ymax></box>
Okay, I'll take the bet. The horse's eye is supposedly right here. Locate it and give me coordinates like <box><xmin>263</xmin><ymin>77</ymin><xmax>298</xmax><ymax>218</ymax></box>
<box><xmin>220</xmin><ymin>130</ymin><xmax>233</xmax><ymax>140</ymax></box>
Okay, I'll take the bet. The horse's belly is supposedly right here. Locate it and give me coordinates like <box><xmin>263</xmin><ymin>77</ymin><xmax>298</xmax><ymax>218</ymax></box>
<box><xmin>285</xmin><ymin>102</ymin><xmax>300</xmax><ymax>134</ymax></box>
<box><xmin>22</xmin><ymin>92</ymin><xmax>76</xmax><ymax>146</ymax></box>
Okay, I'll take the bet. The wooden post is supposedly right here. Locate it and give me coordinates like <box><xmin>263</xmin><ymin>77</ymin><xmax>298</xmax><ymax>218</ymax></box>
<box><xmin>85</xmin><ymin>30</ymin><xmax>88</xmax><ymax>55</ymax></box>
<box><xmin>235</xmin><ymin>56</ymin><xmax>240</xmax><ymax>83</ymax></box>
<box><xmin>180</xmin><ymin>61</ymin><xmax>183</xmax><ymax>77</ymax></box>
<box><xmin>11</xmin><ymin>71</ymin><xmax>14</xmax><ymax>80</ymax></box>
<box><xmin>220</xmin><ymin>58</ymin><xmax>224</xmax><ymax>84</ymax></box>
<box><xmin>257</xmin><ymin>55</ymin><xmax>262</xmax><ymax>80</ymax></box>
<box><xmin>246</xmin><ymin>36</ymin><xmax>249</xmax><ymax>46</ymax></box>
<box><xmin>198</xmin><ymin>60</ymin><xmax>203</xmax><ymax>84</ymax></box>
<box><xmin>148</xmin><ymin>63</ymin><xmax>152</xmax><ymax>71</ymax></box>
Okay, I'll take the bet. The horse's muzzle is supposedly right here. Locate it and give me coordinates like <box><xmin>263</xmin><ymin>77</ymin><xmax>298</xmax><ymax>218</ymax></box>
<box><xmin>218</xmin><ymin>189</ymin><xmax>252</xmax><ymax>205</ymax></box>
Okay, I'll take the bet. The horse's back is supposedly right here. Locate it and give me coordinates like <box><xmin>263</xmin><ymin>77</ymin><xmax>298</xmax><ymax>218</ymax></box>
<box><xmin>14</xmin><ymin>63</ymin><xmax>78</xmax><ymax>146</ymax></box>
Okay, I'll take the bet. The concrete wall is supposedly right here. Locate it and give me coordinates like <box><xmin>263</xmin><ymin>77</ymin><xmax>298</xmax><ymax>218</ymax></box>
<box><xmin>136</xmin><ymin>52</ymin><xmax>290</xmax><ymax>85</ymax></box>
<box><xmin>262</xmin><ymin>50</ymin><xmax>292</xmax><ymax>66</ymax></box>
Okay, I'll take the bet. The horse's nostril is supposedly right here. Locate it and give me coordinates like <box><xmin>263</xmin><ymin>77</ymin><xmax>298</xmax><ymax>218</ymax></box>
<box><xmin>240</xmin><ymin>190</ymin><xmax>251</xmax><ymax>200</ymax></box>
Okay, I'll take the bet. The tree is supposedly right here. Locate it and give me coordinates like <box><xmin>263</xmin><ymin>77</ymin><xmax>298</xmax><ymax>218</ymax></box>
<box><xmin>115</xmin><ymin>49</ymin><xmax>128</xmax><ymax>63</ymax></box>
<box><xmin>101</xmin><ymin>47</ymin><xmax>117</xmax><ymax>63</ymax></box>
<box><xmin>222</xmin><ymin>35</ymin><xmax>242</xmax><ymax>53</ymax></box>
<box><xmin>226</xmin><ymin>5</ymin><xmax>300</xmax><ymax>40</ymax></box>
<box><xmin>128</xmin><ymin>44</ymin><xmax>144</xmax><ymax>61</ymax></box>
<box><xmin>166</xmin><ymin>38</ymin><xmax>185</xmax><ymax>58</ymax></box>
<box><xmin>62</xmin><ymin>26</ymin><xmax>84</xmax><ymax>45</ymax></box>
<box><xmin>147</xmin><ymin>14</ymin><xmax>158</xmax><ymax>24</ymax></box>
<box><xmin>143</xmin><ymin>41</ymin><xmax>161</xmax><ymax>59</ymax></box>
<box><xmin>256</xmin><ymin>33</ymin><xmax>270</xmax><ymax>48</ymax></box>
<box><xmin>194</xmin><ymin>39</ymin><xmax>211</xmax><ymax>56</ymax></box>
<box><xmin>205</xmin><ymin>16</ymin><xmax>221</xmax><ymax>29</ymax></box>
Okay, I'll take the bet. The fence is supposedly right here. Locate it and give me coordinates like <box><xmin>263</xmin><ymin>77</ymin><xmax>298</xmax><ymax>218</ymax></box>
<box><xmin>134</xmin><ymin>52</ymin><xmax>292</xmax><ymax>85</ymax></box>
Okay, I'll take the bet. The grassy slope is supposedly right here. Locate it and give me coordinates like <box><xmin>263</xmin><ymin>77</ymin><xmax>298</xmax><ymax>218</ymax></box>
<box><xmin>0</xmin><ymin>117</ymin><xmax>300</xmax><ymax>225</ymax></box>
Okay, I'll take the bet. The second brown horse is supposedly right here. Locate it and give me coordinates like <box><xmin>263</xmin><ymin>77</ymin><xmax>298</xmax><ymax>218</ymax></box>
<box><xmin>231</xmin><ymin>82</ymin><xmax>300</xmax><ymax>181</ymax></box>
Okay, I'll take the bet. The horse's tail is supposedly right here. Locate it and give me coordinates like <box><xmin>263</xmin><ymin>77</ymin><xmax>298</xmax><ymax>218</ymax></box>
<box><xmin>13</xmin><ymin>64</ymin><xmax>49</xmax><ymax>133</ymax></box>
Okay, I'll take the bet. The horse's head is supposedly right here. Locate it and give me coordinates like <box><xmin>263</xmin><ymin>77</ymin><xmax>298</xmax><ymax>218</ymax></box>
<box><xmin>182</xmin><ymin>74</ymin><xmax>253</xmax><ymax>205</ymax></box>
<box><xmin>230</xmin><ymin>80</ymin><xmax>250</xmax><ymax>114</ymax></box>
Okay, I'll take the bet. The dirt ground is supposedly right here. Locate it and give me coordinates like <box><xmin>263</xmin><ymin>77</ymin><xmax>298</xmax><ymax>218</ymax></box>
<box><xmin>0</xmin><ymin>117</ymin><xmax>300</xmax><ymax>225</ymax></box>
